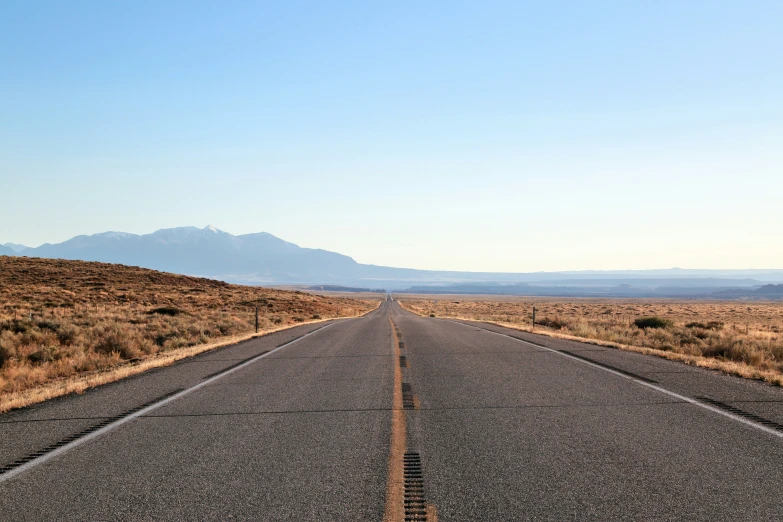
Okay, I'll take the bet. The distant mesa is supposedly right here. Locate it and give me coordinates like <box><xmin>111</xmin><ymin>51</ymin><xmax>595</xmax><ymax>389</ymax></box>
<box><xmin>714</xmin><ymin>284</ymin><xmax>783</xmax><ymax>297</ymax></box>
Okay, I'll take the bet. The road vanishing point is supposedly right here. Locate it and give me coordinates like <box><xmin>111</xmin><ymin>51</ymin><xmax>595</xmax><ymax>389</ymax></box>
<box><xmin>2</xmin><ymin>299</ymin><xmax>783</xmax><ymax>520</ymax></box>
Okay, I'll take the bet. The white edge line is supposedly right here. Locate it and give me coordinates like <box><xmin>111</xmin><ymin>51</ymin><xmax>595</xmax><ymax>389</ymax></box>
<box><xmin>445</xmin><ymin>319</ymin><xmax>783</xmax><ymax>440</ymax></box>
<box><xmin>0</xmin><ymin>321</ymin><xmax>340</xmax><ymax>483</ymax></box>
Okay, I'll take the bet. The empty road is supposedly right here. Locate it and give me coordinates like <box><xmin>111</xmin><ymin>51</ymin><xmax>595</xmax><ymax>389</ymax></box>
<box><xmin>2</xmin><ymin>299</ymin><xmax>783</xmax><ymax>520</ymax></box>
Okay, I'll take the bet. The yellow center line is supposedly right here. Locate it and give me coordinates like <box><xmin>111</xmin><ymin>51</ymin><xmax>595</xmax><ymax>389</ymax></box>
<box><xmin>383</xmin><ymin>316</ymin><xmax>406</xmax><ymax>522</ymax></box>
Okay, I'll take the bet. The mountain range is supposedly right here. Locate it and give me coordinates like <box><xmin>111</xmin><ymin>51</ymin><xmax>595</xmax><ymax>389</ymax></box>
<box><xmin>2</xmin><ymin>227</ymin><xmax>368</xmax><ymax>284</ymax></box>
<box><xmin>1</xmin><ymin>243</ymin><xmax>28</xmax><ymax>253</ymax></box>
<box><xmin>3</xmin><ymin>226</ymin><xmax>783</xmax><ymax>297</ymax></box>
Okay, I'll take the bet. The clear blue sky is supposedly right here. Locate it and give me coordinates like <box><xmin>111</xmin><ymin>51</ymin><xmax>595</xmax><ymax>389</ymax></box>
<box><xmin>2</xmin><ymin>1</ymin><xmax>781</xmax><ymax>271</ymax></box>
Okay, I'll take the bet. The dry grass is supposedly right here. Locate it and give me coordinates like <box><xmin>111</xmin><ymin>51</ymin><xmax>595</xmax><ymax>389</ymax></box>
<box><xmin>0</xmin><ymin>257</ymin><xmax>378</xmax><ymax>409</ymax></box>
<box><xmin>397</xmin><ymin>294</ymin><xmax>783</xmax><ymax>385</ymax></box>
<box><xmin>0</xmin><ymin>321</ymin><xmax>354</xmax><ymax>413</ymax></box>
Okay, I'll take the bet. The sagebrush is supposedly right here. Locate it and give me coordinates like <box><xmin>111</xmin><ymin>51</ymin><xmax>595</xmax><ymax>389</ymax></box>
<box><xmin>398</xmin><ymin>295</ymin><xmax>783</xmax><ymax>377</ymax></box>
<box><xmin>0</xmin><ymin>257</ymin><xmax>376</xmax><ymax>395</ymax></box>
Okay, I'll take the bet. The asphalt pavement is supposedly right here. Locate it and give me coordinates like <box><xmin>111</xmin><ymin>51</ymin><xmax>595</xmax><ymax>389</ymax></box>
<box><xmin>1</xmin><ymin>300</ymin><xmax>782</xmax><ymax>520</ymax></box>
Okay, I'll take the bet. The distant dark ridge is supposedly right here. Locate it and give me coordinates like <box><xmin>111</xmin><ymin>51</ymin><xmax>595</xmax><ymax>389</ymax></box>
<box><xmin>757</xmin><ymin>284</ymin><xmax>783</xmax><ymax>295</ymax></box>
<box><xmin>714</xmin><ymin>284</ymin><xmax>783</xmax><ymax>298</ymax></box>
<box><xmin>400</xmin><ymin>282</ymin><xmax>783</xmax><ymax>300</ymax></box>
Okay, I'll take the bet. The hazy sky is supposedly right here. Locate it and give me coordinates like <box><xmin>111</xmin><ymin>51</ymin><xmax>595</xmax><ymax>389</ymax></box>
<box><xmin>2</xmin><ymin>1</ymin><xmax>782</xmax><ymax>271</ymax></box>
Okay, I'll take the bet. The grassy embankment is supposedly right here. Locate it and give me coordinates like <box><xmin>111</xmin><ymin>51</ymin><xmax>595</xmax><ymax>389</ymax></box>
<box><xmin>0</xmin><ymin>257</ymin><xmax>379</xmax><ymax>412</ymax></box>
<box><xmin>397</xmin><ymin>295</ymin><xmax>783</xmax><ymax>385</ymax></box>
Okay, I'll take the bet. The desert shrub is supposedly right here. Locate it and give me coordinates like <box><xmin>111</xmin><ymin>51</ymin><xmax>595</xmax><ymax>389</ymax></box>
<box><xmin>217</xmin><ymin>322</ymin><xmax>236</xmax><ymax>335</ymax></box>
<box><xmin>634</xmin><ymin>317</ymin><xmax>673</xmax><ymax>329</ymax></box>
<box><xmin>646</xmin><ymin>327</ymin><xmax>676</xmax><ymax>345</ymax></box>
<box><xmin>0</xmin><ymin>344</ymin><xmax>12</xmax><ymax>369</ymax></box>
<box><xmin>770</xmin><ymin>344</ymin><xmax>783</xmax><ymax>362</ymax></box>
<box><xmin>57</xmin><ymin>324</ymin><xmax>79</xmax><ymax>346</ymax></box>
<box><xmin>430</xmin><ymin>313</ymin><xmax>436</xmax><ymax>317</ymax></box>
<box><xmin>537</xmin><ymin>317</ymin><xmax>567</xmax><ymax>329</ymax></box>
<box><xmin>27</xmin><ymin>346</ymin><xmax>59</xmax><ymax>365</ymax></box>
<box><xmin>311</xmin><ymin>314</ymin><xmax>321</xmax><ymax>320</ymax></box>
<box><xmin>36</xmin><ymin>319</ymin><xmax>60</xmax><ymax>331</ymax></box>
<box><xmin>92</xmin><ymin>327</ymin><xmax>139</xmax><ymax>359</ymax></box>
<box><xmin>678</xmin><ymin>335</ymin><xmax>702</xmax><ymax>347</ymax></box>
<box><xmin>147</xmin><ymin>306</ymin><xmax>184</xmax><ymax>316</ymax></box>
<box><xmin>686</xmin><ymin>321</ymin><xmax>723</xmax><ymax>330</ymax></box>
<box><xmin>162</xmin><ymin>336</ymin><xmax>187</xmax><ymax>351</ymax></box>
<box><xmin>186</xmin><ymin>324</ymin><xmax>204</xmax><ymax>337</ymax></box>
<box><xmin>19</xmin><ymin>329</ymin><xmax>46</xmax><ymax>347</ymax></box>
<box><xmin>9</xmin><ymin>320</ymin><xmax>31</xmax><ymax>334</ymax></box>
<box><xmin>695</xmin><ymin>328</ymin><xmax>721</xmax><ymax>340</ymax></box>
<box><xmin>568</xmin><ymin>321</ymin><xmax>599</xmax><ymax>339</ymax></box>
<box><xmin>701</xmin><ymin>339</ymin><xmax>763</xmax><ymax>366</ymax></box>
<box><xmin>154</xmin><ymin>332</ymin><xmax>178</xmax><ymax>347</ymax></box>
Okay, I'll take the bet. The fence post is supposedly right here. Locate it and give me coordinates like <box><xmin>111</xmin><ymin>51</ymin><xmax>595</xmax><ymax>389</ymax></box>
<box><xmin>532</xmin><ymin>306</ymin><xmax>536</xmax><ymax>328</ymax></box>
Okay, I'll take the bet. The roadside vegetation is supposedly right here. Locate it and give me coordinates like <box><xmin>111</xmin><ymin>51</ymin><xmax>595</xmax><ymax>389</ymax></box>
<box><xmin>0</xmin><ymin>257</ymin><xmax>377</xmax><ymax>410</ymax></box>
<box><xmin>397</xmin><ymin>295</ymin><xmax>783</xmax><ymax>385</ymax></box>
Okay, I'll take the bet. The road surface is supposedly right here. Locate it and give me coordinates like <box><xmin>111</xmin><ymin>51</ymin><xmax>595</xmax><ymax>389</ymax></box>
<box><xmin>2</xmin><ymin>299</ymin><xmax>783</xmax><ymax>520</ymax></box>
